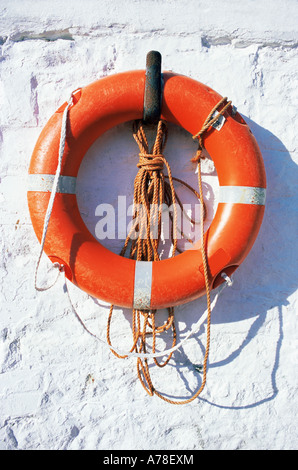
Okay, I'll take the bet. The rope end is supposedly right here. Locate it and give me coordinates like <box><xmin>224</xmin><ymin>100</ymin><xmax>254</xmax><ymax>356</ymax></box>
<box><xmin>191</xmin><ymin>149</ymin><xmax>204</xmax><ymax>163</ymax></box>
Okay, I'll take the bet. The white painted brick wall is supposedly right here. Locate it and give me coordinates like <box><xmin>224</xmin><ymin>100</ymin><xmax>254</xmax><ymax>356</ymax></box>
<box><xmin>0</xmin><ymin>0</ymin><xmax>297</xmax><ymax>450</ymax></box>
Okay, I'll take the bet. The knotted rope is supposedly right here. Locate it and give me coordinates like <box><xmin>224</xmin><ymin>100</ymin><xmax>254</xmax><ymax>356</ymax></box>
<box><xmin>105</xmin><ymin>121</ymin><xmax>201</xmax><ymax>402</ymax></box>
<box><xmin>35</xmin><ymin>91</ymin><xmax>232</xmax><ymax>404</ymax></box>
<box><xmin>107</xmin><ymin>97</ymin><xmax>232</xmax><ymax>404</ymax></box>
<box><xmin>107</xmin><ymin>120</ymin><xmax>180</xmax><ymax>395</ymax></box>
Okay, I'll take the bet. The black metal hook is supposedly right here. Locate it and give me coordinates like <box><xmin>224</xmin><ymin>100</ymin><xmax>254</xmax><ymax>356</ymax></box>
<box><xmin>143</xmin><ymin>51</ymin><xmax>163</xmax><ymax>125</ymax></box>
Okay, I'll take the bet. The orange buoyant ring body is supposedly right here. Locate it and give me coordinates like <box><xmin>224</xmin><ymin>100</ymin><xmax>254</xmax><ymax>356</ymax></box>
<box><xmin>27</xmin><ymin>71</ymin><xmax>266</xmax><ymax>309</ymax></box>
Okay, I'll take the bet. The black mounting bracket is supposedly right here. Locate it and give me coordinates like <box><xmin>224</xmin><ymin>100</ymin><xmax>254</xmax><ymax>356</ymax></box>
<box><xmin>143</xmin><ymin>50</ymin><xmax>163</xmax><ymax>125</ymax></box>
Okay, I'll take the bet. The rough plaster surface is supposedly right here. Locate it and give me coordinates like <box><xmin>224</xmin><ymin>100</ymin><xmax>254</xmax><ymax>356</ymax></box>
<box><xmin>0</xmin><ymin>0</ymin><xmax>297</xmax><ymax>450</ymax></box>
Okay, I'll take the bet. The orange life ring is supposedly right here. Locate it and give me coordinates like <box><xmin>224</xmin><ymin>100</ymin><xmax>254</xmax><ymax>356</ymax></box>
<box><xmin>27</xmin><ymin>71</ymin><xmax>266</xmax><ymax>310</ymax></box>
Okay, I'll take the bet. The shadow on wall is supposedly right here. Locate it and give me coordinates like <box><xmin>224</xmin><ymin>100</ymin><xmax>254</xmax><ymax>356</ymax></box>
<box><xmin>176</xmin><ymin>116</ymin><xmax>298</xmax><ymax>408</ymax></box>
<box><xmin>212</xmin><ymin>116</ymin><xmax>297</xmax><ymax>325</ymax></box>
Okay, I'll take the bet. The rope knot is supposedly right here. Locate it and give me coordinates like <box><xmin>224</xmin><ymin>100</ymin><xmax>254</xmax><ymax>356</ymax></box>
<box><xmin>137</xmin><ymin>154</ymin><xmax>164</xmax><ymax>172</ymax></box>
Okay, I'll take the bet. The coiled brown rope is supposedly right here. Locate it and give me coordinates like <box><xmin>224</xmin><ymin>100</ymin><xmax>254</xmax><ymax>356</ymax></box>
<box><xmin>107</xmin><ymin>97</ymin><xmax>231</xmax><ymax>404</ymax></box>
<box><xmin>107</xmin><ymin>120</ymin><xmax>180</xmax><ymax>394</ymax></box>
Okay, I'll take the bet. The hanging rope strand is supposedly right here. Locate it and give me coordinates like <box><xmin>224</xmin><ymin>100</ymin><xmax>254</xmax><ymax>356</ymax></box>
<box><xmin>152</xmin><ymin>158</ymin><xmax>212</xmax><ymax>405</ymax></box>
<box><xmin>107</xmin><ymin>120</ymin><xmax>180</xmax><ymax>394</ymax></box>
<box><xmin>34</xmin><ymin>91</ymin><xmax>234</xmax><ymax>404</ymax></box>
<box><xmin>106</xmin><ymin>118</ymin><xmax>213</xmax><ymax>403</ymax></box>
<box><xmin>150</xmin><ymin>99</ymin><xmax>233</xmax><ymax>404</ymax></box>
<box><xmin>107</xmin><ymin>95</ymin><xmax>232</xmax><ymax>403</ymax></box>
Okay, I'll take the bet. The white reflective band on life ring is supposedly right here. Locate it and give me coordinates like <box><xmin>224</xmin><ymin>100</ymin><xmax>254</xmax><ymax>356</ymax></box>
<box><xmin>219</xmin><ymin>186</ymin><xmax>266</xmax><ymax>205</ymax></box>
<box><xmin>133</xmin><ymin>261</ymin><xmax>153</xmax><ymax>310</ymax></box>
<box><xmin>28</xmin><ymin>174</ymin><xmax>77</xmax><ymax>194</ymax></box>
